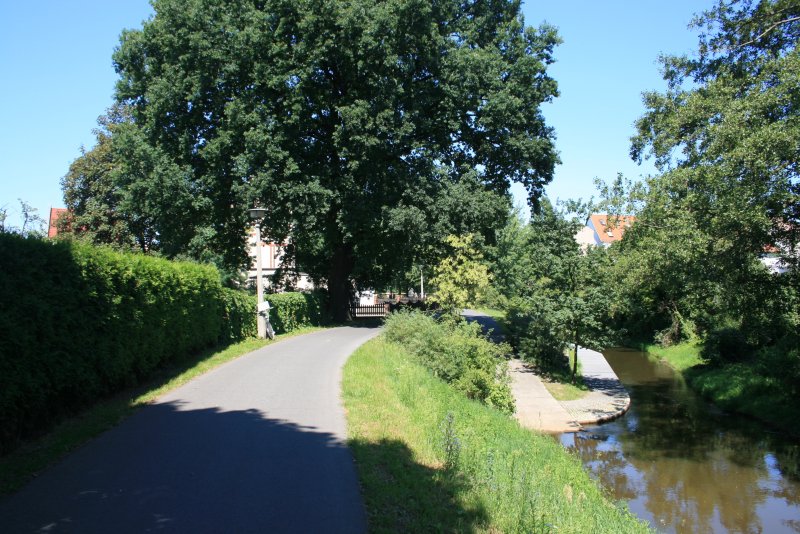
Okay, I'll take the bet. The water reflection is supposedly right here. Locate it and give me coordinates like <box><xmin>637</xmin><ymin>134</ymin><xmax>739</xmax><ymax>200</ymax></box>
<box><xmin>560</xmin><ymin>348</ymin><xmax>800</xmax><ymax>533</ymax></box>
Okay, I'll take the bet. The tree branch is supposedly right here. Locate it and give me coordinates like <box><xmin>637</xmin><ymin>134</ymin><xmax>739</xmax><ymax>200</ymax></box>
<box><xmin>738</xmin><ymin>15</ymin><xmax>800</xmax><ymax>48</ymax></box>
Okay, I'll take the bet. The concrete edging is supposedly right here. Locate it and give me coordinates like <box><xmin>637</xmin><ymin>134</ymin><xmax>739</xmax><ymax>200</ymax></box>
<box><xmin>559</xmin><ymin>347</ymin><xmax>631</xmax><ymax>428</ymax></box>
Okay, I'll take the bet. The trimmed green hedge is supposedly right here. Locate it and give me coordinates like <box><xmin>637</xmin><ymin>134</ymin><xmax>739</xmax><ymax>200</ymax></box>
<box><xmin>0</xmin><ymin>234</ymin><xmax>241</xmax><ymax>453</ymax></box>
<box><xmin>267</xmin><ymin>291</ymin><xmax>328</xmax><ymax>334</ymax></box>
<box><xmin>221</xmin><ymin>288</ymin><xmax>257</xmax><ymax>342</ymax></box>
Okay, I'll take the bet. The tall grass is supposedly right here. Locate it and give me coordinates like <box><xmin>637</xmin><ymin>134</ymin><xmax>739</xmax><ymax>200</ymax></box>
<box><xmin>342</xmin><ymin>337</ymin><xmax>652</xmax><ymax>533</ymax></box>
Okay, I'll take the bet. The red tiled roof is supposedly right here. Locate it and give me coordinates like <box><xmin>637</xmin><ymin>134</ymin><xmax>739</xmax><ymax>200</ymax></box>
<box><xmin>589</xmin><ymin>213</ymin><xmax>636</xmax><ymax>243</ymax></box>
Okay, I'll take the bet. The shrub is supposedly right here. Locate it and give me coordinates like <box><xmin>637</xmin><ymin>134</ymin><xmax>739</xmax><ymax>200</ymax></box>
<box><xmin>267</xmin><ymin>290</ymin><xmax>328</xmax><ymax>334</ymax></box>
<box><xmin>505</xmin><ymin>297</ymin><xmax>566</xmax><ymax>372</ymax></box>
<box><xmin>383</xmin><ymin>311</ymin><xmax>514</xmax><ymax>413</ymax></box>
<box><xmin>220</xmin><ymin>288</ymin><xmax>257</xmax><ymax>342</ymax></box>
<box><xmin>702</xmin><ymin>327</ymin><xmax>753</xmax><ymax>364</ymax></box>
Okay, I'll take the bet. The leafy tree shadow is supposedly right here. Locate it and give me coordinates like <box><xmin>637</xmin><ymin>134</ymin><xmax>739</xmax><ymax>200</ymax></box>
<box><xmin>349</xmin><ymin>437</ymin><xmax>489</xmax><ymax>533</ymax></box>
<box><xmin>1</xmin><ymin>401</ymin><xmax>374</xmax><ymax>532</ymax></box>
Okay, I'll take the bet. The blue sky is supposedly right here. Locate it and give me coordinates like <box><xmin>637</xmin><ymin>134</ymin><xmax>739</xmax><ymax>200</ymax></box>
<box><xmin>0</xmin><ymin>1</ymin><xmax>714</xmax><ymax>229</ymax></box>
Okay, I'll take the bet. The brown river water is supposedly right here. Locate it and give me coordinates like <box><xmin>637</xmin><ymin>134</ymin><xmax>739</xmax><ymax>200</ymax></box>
<box><xmin>559</xmin><ymin>348</ymin><xmax>800</xmax><ymax>533</ymax></box>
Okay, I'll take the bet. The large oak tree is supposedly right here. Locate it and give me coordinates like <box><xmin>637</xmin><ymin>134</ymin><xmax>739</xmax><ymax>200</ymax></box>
<box><xmin>111</xmin><ymin>0</ymin><xmax>560</xmax><ymax>319</ymax></box>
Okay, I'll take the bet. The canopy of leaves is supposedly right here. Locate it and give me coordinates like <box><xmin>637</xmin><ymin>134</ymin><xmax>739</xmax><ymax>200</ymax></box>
<box><xmin>493</xmin><ymin>203</ymin><xmax>613</xmax><ymax>372</ymax></box>
<box><xmin>631</xmin><ymin>0</ymin><xmax>799</xmax><ymax>270</ymax></box>
<box><xmin>109</xmin><ymin>0</ymin><xmax>561</xmax><ymax>318</ymax></box>
<box><xmin>428</xmin><ymin>233</ymin><xmax>491</xmax><ymax>314</ymax></box>
<box><xmin>616</xmin><ymin>0</ymin><xmax>799</xmax><ymax>354</ymax></box>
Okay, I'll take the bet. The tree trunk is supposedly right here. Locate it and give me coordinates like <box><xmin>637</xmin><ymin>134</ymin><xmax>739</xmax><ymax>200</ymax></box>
<box><xmin>328</xmin><ymin>242</ymin><xmax>355</xmax><ymax>323</ymax></box>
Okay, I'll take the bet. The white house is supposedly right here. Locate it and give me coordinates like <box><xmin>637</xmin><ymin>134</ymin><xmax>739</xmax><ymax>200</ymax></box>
<box><xmin>246</xmin><ymin>227</ymin><xmax>314</xmax><ymax>291</ymax></box>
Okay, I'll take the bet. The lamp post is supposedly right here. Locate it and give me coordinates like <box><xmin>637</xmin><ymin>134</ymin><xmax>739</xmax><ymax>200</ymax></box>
<box><xmin>420</xmin><ymin>264</ymin><xmax>425</xmax><ymax>301</ymax></box>
<box><xmin>248</xmin><ymin>206</ymin><xmax>268</xmax><ymax>339</ymax></box>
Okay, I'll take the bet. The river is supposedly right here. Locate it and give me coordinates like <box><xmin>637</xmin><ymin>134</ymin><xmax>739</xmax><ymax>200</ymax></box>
<box><xmin>559</xmin><ymin>347</ymin><xmax>800</xmax><ymax>533</ymax></box>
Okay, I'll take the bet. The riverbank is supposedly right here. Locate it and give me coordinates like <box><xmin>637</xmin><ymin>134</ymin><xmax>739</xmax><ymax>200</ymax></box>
<box><xmin>641</xmin><ymin>342</ymin><xmax>798</xmax><ymax>435</ymax></box>
<box><xmin>342</xmin><ymin>337</ymin><xmax>652</xmax><ymax>533</ymax></box>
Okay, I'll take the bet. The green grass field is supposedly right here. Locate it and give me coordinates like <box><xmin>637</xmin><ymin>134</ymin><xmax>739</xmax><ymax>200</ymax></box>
<box><xmin>342</xmin><ymin>337</ymin><xmax>652</xmax><ymax>533</ymax></box>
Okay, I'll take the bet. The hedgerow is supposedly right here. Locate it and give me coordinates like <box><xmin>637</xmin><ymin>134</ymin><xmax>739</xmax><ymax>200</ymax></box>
<box><xmin>267</xmin><ymin>291</ymin><xmax>328</xmax><ymax>334</ymax></box>
<box><xmin>0</xmin><ymin>234</ymin><xmax>241</xmax><ymax>453</ymax></box>
<box><xmin>220</xmin><ymin>288</ymin><xmax>257</xmax><ymax>342</ymax></box>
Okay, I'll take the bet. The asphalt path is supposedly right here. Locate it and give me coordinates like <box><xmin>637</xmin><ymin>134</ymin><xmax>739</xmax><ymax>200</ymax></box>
<box><xmin>462</xmin><ymin>309</ymin><xmax>505</xmax><ymax>342</ymax></box>
<box><xmin>0</xmin><ymin>325</ymin><xmax>380</xmax><ymax>533</ymax></box>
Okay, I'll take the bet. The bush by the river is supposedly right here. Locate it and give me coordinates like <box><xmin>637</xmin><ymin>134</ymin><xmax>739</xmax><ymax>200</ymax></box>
<box><xmin>383</xmin><ymin>310</ymin><xmax>514</xmax><ymax>414</ymax></box>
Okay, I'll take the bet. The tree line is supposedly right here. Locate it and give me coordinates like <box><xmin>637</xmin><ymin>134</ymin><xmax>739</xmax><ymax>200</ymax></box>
<box><xmin>484</xmin><ymin>1</ymin><xmax>798</xmax><ymax>400</ymax></box>
<box><xmin>60</xmin><ymin>0</ymin><xmax>560</xmax><ymax>321</ymax></box>
<box><xmin>58</xmin><ymin>0</ymin><xmax>797</xmax><ymax>395</ymax></box>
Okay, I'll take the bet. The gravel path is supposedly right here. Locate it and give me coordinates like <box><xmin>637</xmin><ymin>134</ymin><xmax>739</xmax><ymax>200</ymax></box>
<box><xmin>0</xmin><ymin>326</ymin><xmax>380</xmax><ymax>533</ymax></box>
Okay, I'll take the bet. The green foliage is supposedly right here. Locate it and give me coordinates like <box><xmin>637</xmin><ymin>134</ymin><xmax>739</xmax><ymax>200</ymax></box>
<box><xmin>648</xmin><ymin>338</ymin><xmax>799</xmax><ymax>432</ymax></box>
<box><xmin>342</xmin><ymin>337</ymin><xmax>653</xmax><ymax>533</ymax></box>
<box><xmin>0</xmin><ymin>233</ymin><xmax>257</xmax><ymax>454</ymax></box>
<box><xmin>61</xmin><ymin>107</ymin><xmax>145</xmax><ymax>251</ymax></box>
<box><xmin>267</xmin><ymin>291</ymin><xmax>328</xmax><ymax>334</ymax></box>
<box><xmin>492</xmin><ymin>204</ymin><xmax>614</xmax><ymax>379</ymax></box>
<box><xmin>383</xmin><ymin>310</ymin><xmax>514</xmax><ymax>414</ymax></box>
<box><xmin>0</xmin><ymin>200</ymin><xmax>46</xmax><ymax>238</ymax></box>
<box><xmin>219</xmin><ymin>288</ymin><xmax>257</xmax><ymax>342</ymax></box>
<box><xmin>107</xmin><ymin>0</ymin><xmax>560</xmax><ymax>320</ymax></box>
<box><xmin>428</xmin><ymin>234</ymin><xmax>491</xmax><ymax>315</ymax></box>
<box><xmin>606</xmin><ymin>0</ymin><xmax>800</xmax><ymax>390</ymax></box>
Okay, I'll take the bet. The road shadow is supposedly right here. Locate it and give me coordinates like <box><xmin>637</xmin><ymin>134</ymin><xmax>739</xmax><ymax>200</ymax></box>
<box><xmin>348</xmin><ymin>437</ymin><xmax>490</xmax><ymax>532</ymax></box>
<box><xmin>0</xmin><ymin>402</ymin><xmax>366</xmax><ymax>533</ymax></box>
<box><xmin>1</xmin><ymin>397</ymin><xmax>486</xmax><ymax>533</ymax></box>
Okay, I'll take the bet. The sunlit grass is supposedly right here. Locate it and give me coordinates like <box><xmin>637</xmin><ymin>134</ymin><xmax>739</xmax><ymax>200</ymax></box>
<box><xmin>543</xmin><ymin>378</ymin><xmax>590</xmax><ymax>401</ymax></box>
<box><xmin>642</xmin><ymin>341</ymin><xmax>704</xmax><ymax>371</ymax></box>
<box><xmin>0</xmin><ymin>326</ymin><xmax>324</xmax><ymax>496</ymax></box>
<box><xmin>342</xmin><ymin>336</ymin><xmax>652</xmax><ymax>533</ymax></box>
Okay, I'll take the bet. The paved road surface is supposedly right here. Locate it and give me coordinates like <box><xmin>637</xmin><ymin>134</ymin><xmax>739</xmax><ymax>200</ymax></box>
<box><xmin>462</xmin><ymin>310</ymin><xmax>627</xmax><ymax>433</ymax></box>
<box><xmin>461</xmin><ymin>309</ymin><xmax>504</xmax><ymax>342</ymax></box>
<box><xmin>0</xmin><ymin>326</ymin><xmax>380</xmax><ymax>533</ymax></box>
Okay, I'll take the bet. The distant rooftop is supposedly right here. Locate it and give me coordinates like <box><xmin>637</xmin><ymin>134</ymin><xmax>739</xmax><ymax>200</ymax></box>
<box><xmin>587</xmin><ymin>213</ymin><xmax>636</xmax><ymax>244</ymax></box>
<box><xmin>48</xmin><ymin>208</ymin><xmax>68</xmax><ymax>238</ymax></box>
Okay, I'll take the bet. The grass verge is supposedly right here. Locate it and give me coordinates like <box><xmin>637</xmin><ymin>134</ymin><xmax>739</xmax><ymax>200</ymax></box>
<box><xmin>342</xmin><ymin>337</ymin><xmax>652</xmax><ymax>533</ymax></box>
<box><xmin>542</xmin><ymin>377</ymin><xmax>589</xmax><ymax>401</ymax></box>
<box><xmin>0</xmin><ymin>326</ymin><xmax>324</xmax><ymax>497</ymax></box>
<box><xmin>640</xmin><ymin>341</ymin><xmax>703</xmax><ymax>372</ymax></box>
<box><xmin>641</xmin><ymin>341</ymin><xmax>797</xmax><ymax>433</ymax></box>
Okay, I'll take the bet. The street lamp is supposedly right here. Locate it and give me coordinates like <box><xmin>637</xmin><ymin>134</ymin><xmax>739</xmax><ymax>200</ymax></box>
<box><xmin>248</xmin><ymin>206</ymin><xmax>268</xmax><ymax>338</ymax></box>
